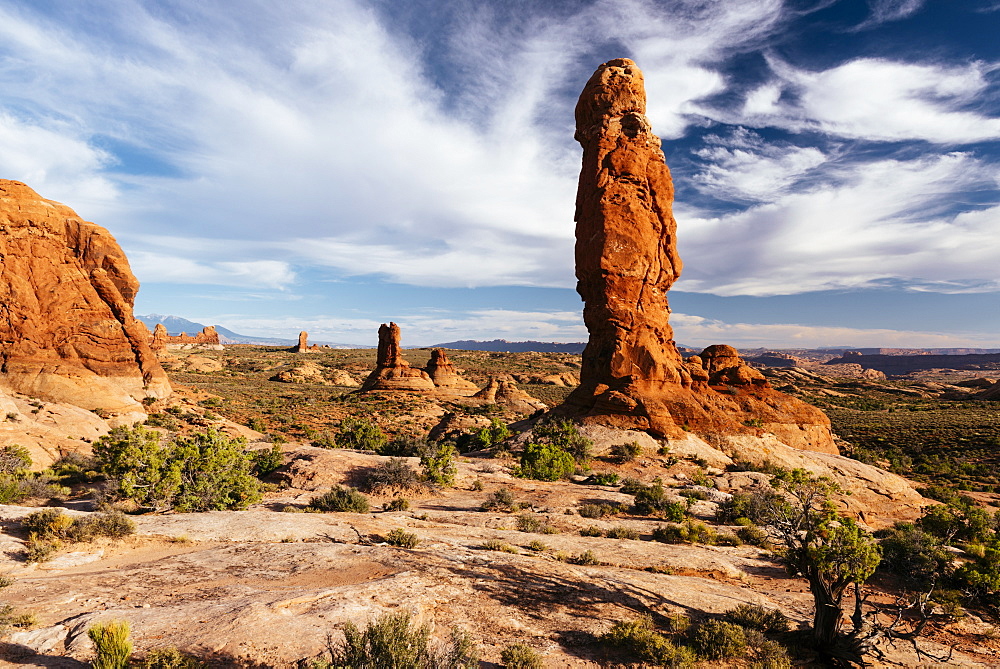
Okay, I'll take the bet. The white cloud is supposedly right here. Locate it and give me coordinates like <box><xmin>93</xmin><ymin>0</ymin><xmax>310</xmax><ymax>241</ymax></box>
<box><xmin>671</xmin><ymin>312</ymin><xmax>998</xmax><ymax>349</ymax></box>
<box><xmin>693</xmin><ymin>128</ymin><xmax>828</xmax><ymax>202</ymax></box>
<box><xmin>677</xmin><ymin>152</ymin><xmax>1000</xmax><ymax>295</ymax></box>
<box><xmin>733</xmin><ymin>57</ymin><xmax>1000</xmax><ymax>143</ymax></box>
<box><xmin>213</xmin><ymin>309</ymin><xmax>587</xmax><ymax>346</ymax></box>
<box><xmin>0</xmin><ymin>113</ymin><xmax>119</xmax><ymax>215</ymax></box>
<box><xmin>852</xmin><ymin>0</ymin><xmax>925</xmax><ymax>30</ymax></box>
<box><xmin>129</xmin><ymin>252</ymin><xmax>296</xmax><ymax>289</ymax></box>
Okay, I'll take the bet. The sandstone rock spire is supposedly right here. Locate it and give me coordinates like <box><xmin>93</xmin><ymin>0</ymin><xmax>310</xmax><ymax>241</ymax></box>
<box><xmin>359</xmin><ymin>322</ymin><xmax>435</xmax><ymax>392</ymax></box>
<box><xmin>558</xmin><ymin>60</ymin><xmax>834</xmax><ymax>453</ymax></box>
<box><xmin>0</xmin><ymin>180</ymin><xmax>171</xmax><ymax>413</ymax></box>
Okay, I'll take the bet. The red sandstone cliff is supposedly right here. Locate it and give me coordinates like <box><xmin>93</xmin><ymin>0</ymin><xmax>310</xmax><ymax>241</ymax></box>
<box><xmin>0</xmin><ymin>180</ymin><xmax>171</xmax><ymax>412</ymax></box>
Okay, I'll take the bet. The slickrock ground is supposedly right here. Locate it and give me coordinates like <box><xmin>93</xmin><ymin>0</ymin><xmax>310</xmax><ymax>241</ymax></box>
<box><xmin>2</xmin><ymin>346</ymin><xmax>999</xmax><ymax>667</ymax></box>
<box><xmin>0</xmin><ymin>457</ymin><xmax>989</xmax><ymax>667</ymax></box>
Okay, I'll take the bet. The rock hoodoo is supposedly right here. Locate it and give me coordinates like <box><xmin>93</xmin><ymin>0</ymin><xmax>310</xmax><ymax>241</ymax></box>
<box><xmin>150</xmin><ymin>323</ymin><xmax>169</xmax><ymax>351</ymax></box>
<box><xmin>291</xmin><ymin>331</ymin><xmax>320</xmax><ymax>353</ymax></box>
<box><xmin>557</xmin><ymin>60</ymin><xmax>834</xmax><ymax>453</ymax></box>
<box><xmin>0</xmin><ymin>180</ymin><xmax>171</xmax><ymax>413</ymax></box>
<box><xmin>425</xmin><ymin>349</ymin><xmax>478</xmax><ymax>391</ymax></box>
<box><xmin>359</xmin><ymin>323</ymin><xmax>435</xmax><ymax>392</ymax></box>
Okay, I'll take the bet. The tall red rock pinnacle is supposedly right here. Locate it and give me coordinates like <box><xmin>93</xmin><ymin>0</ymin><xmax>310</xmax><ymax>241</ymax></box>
<box><xmin>559</xmin><ymin>60</ymin><xmax>834</xmax><ymax>453</ymax></box>
<box><xmin>0</xmin><ymin>180</ymin><xmax>171</xmax><ymax>413</ymax></box>
<box><xmin>359</xmin><ymin>322</ymin><xmax>435</xmax><ymax>391</ymax></box>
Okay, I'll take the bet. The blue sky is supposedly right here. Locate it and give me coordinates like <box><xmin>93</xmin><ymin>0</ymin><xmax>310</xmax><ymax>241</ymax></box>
<box><xmin>1</xmin><ymin>0</ymin><xmax>998</xmax><ymax>348</ymax></box>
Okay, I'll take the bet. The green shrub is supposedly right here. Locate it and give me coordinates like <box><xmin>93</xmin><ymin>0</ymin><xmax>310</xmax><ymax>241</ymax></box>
<box><xmin>876</xmin><ymin>522</ymin><xmax>951</xmax><ymax>590</ymax></box>
<box><xmin>385</xmin><ymin>528</ymin><xmax>420</xmax><ymax>548</ymax></box>
<box><xmin>481</xmin><ymin>488</ymin><xmax>517</xmax><ymax>511</ymax></box>
<box><xmin>516</xmin><ymin>442</ymin><xmax>575</xmax><ymax>481</ymax></box>
<box><xmin>66</xmin><ymin>511</ymin><xmax>136</xmax><ymax>542</ymax></box>
<box><xmin>531</xmin><ymin>420</ymin><xmax>593</xmax><ymax>464</ymax></box>
<box><xmin>338</xmin><ymin>418</ymin><xmax>387</xmax><ymax>451</ymax></box>
<box><xmin>715</xmin><ymin>488</ymin><xmax>788</xmax><ymax>525</ymax></box>
<box><xmin>94</xmin><ymin>426</ymin><xmax>261</xmax><ymax>512</ymax></box>
<box><xmin>0</xmin><ymin>444</ymin><xmax>31</xmax><ymax>475</ymax></box>
<box><xmin>610</xmin><ymin>441</ymin><xmax>642</xmax><ymax>462</ymax></box>
<box><xmin>580</xmin><ymin>525</ymin><xmax>603</xmax><ymax>537</ymax></box>
<box><xmin>572</xmin><ymin>549</ymin><xmax>600</xmax><ymax>565</ymax></box>
<box><xmin>89</xmin><ymin>620</ymin><xmax>133</xmax><ymax>669</ymax></box>
<box><xmin>311</xmin><ymin>432</ymin><xmax>338</xmax><ymax>449</ymax></box>
<box><xmin>527</xmin><ymin>540</ymin><xmax>548</xmax><ymax>552</ymax></box>
<box><xmin>500</xmin><ymin>643</ymin><xmax>543</xmax><ymax>669</ymax></box>
<box><xmin>378</xmin><ymin>434</ymin><xmax>424</xmax><ymax>457</ymax></box>
<box><xmin>632</xmin><ymin>481</ymin><xmax>687</xmax><ymax>519</ymax></box>
<box><xmin>747</xmin><ymin>632</ymin><xmax>792</xmax><ymax>669</ymax></box>
<box><xmin>252</xmin><ymin>444</ymin><xmax>284</xmax><ymax>476</ymax></box>
<box><xmin>384</xmin><ymin>498</ymin><xmax>410</xmax><ymax>512</ymax></box>
<box><xmin>605</xmin><ymin>526</ymin><xmax>639</xmax><ymax>540</ymax></box>
<box><xmin>690</xmin><ymin>620</ymin><xmax>747</xmax><ymax>660</ymax></box>
<box><xmin>603</xmin><ymin>616</ymin><xmax>696</xmax><ymax>668</ymax></box>
<box><xmin>620</xmin><ymin>477</ymin><xmax>646</xmax><ymax>495</ymax></box>
<box><xmin>24</xmin><ymin>534</ymin><xmax>61</xmax><ymax>563</ymax></box>
<box><xmin>516</xmin><ymin>514</ymin><xmax>542</xmax><ymax>532</ymax></box>
<box><xmin>465</xmin><ymin>418</ymin><xmax>512</xmax><ymax>452</ymax></box>
<box><xmin>308</xmin><ymin>486</ymin><xmax>371</xmax><ymax>513</ymax></box>
<box><xmin>651</xmin><ymin>521</ymin><xmax>717</xmax><ymax>545</ymax></box>
<box><xmin>481</xmin><ymin>539</ymin><xmax>517</xmax><ymax>553</ymax></box>
<box><xmin>723</xmin><ymin>604</ymin><xmax>790</xmax><ymax>633</ymax></box>
<box><xmin>366</xmin><ymin>458</ymin><xmax>420</xmax><ymax>492</ymax></box>
<box><xmin>23</xmin><ymin>509</ymin><xmax>73</xmax><ymax>539</ymax></box>
<box><xmin>330</xmin><ymin>611</ymin><xmax>432</xmax><ymax>668</ymax></box>
<box><xmin>735</xmin><ymin>520</ymin><xmax>770</xmax><ymax>547</ymax></box>
<box><xmin>419</xmin><ymin>442</ymin><xmax>457</xmax><ymax>487</ymax></box>
<box><xmin>136</xmin><ymin>647</ymin><xmax>206</xmax><ymax>668</ymax></box>
<box><xmin>589</xmin><ymin>471</ymin><xmax>620</xmax><ymax>486</ymax></box>
<box><xmin>578</xmin><ymin>503</ymin><xmax>618</xmax><ymax>519</ymax></box>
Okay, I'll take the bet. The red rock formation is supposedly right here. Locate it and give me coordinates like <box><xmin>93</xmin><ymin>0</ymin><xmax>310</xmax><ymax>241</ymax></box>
<box><xmin>0</xmin><ymin>180</ymin><xmax>171</xmax><ymax>412</ymax></box>
<box><xmin>359</xmin><ymin>322</ymin><xmax>435</xmax><ymax>391</ymax></box>
<box><xmin>151</xmin><ymin>323</ymin><xmax>169</xmax><ymax>351</ymax></box>
<box><xmin>291</xmin><ymin>331</ymin><xmax>319</xmax><ymax>353</ymax></box>
<box><xmin>424</xmin><ymin>349</ymin><xmax>478</xmax><ymax>392</ymax></box>
<box><xmin>160</xmin><ymin>326</ymin><xmax>221</xmax><ymax>346</ymax></box>
<box><xmin>474</xmin><ymin>376</ymin><xmax>546</xmax><ymax>412</ymax></box>
<box><xmin>558</xmin><ymin>60</ymin><xmax>834</xmax><ymax>453</ymax></box>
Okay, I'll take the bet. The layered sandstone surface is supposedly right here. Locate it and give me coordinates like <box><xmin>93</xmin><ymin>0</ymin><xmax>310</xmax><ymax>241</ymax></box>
<box><xmin>558</xmin><ymin>60</ymin><xmax>833</xmax><ymax>453</ymax></box>
<box><xmin>0</xmin><ymin>180</ymin><xmax>170</xmax><ymax>413</ymax></box>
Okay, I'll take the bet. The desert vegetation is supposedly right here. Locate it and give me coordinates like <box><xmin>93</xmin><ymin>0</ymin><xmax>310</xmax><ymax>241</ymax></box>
<box><xmin>3</xmin><ymin>346</ymin><xmax>1000</xmax><ymax>666</ymax></box>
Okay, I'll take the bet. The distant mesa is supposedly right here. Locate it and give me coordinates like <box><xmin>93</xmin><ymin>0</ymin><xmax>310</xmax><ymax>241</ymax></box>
<box><xmin>825</xmin><ymin>350</ymin><xmax>1000</xmax><ymax>376</ymax></box>
<box><xmin>434</xmin><ymin>339</ymin><xmax>586</xmax><ymax>354</ymax></box>
<box><xmin>553</xmin><ymin>59</ymin><xmax>834</xmax><ymax>454</ymax></box>
<box><xmin>0</xmin><ymin>179</ymin><xmax>170</xmax><ymax>415</ymax></box>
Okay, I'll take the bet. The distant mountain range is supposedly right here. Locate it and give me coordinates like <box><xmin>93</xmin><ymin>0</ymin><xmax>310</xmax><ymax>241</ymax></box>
<box><xmin>433</xmin><ymin>339</ymin><xmax>587</xmax><ymax>353</ymax></box>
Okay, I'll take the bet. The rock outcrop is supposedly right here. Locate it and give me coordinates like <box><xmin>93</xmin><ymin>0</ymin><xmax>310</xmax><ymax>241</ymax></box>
<box><xmin>474</xmin><ymin>376</ymin><xmax>547</xmax><ymax>413</ymax></box>
<box><xmin>424</xmin><ymin>349</ymin><xmax>477</xmax><ymax>392</ymax></box>
<box><xmin>150</xmin><ymin>323</ymin><xmax>169</xmax><ymax>351</ymax></box>
<box><xmin>291</xmin><ymin>331</ymin><xmax>320</xmax><ymax>353</ymax></box>
<box><xmin>0</xmin><ymin>180</ymin><xmax>170</xmax><ymax>414</ymax></box>
<box><xmin>557</xmin><ymin>60</ymin><xmax>834</xmax><ymax>453</ymax></box>
<box><xmin>359</xmin><ymin>323</ymin><xmax>435</xmax><ymax>392</ymax></box>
